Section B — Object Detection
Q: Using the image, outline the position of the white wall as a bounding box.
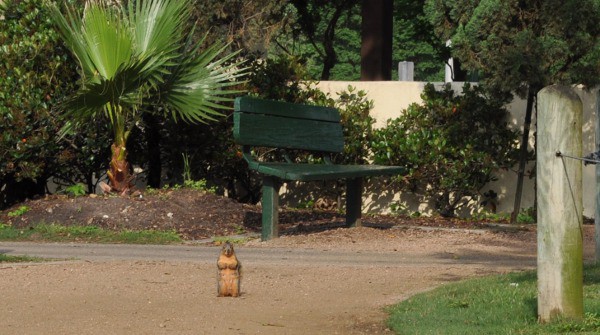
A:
[310,81,599,218]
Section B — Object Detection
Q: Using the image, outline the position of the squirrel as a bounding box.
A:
[217,241,241,297]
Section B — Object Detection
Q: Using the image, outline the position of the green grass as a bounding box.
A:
[7,205,30,217]
[387,265,600,334]
[0,254,47,263]
[0,223,181,244]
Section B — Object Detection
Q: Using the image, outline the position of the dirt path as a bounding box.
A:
[0,226,596,335]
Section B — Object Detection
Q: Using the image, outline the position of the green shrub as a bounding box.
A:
[329,86,375,165]
[0,0,73,206]
[247,55,312,103]
[0,0,110,205]
[64,183,87,197]
[372,83,520,217]
[7,205,30,217]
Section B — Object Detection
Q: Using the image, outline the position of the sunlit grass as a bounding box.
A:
[387,264,600,334]
[0,254,46,263]
[0,223,181,244]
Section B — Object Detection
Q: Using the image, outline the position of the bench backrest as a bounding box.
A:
[233,96,344,153]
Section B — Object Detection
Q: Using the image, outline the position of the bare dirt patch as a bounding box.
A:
[2,188,507,240]
[0,190,596,334]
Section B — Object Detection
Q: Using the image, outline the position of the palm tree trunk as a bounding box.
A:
[106,106,133,193]
[108,142,132,193]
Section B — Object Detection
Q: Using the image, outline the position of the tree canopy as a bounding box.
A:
[425,0,600,96]
[276,0,446,81]
[191,0,288,57]
[425,0,600,222]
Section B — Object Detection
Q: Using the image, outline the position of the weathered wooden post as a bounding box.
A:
[595,89,600,262]
[537,85,584,322]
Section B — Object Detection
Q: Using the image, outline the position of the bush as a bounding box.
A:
[372,83,520,217]
[0,0,111,206]
[331,86,375,165]
[0,0,76,206]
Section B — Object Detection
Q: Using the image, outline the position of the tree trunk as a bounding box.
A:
[143,114,162,188]
[511,87,536,223]
[107,143,132,193]
[360,0,393,80]
[85,172,95,194]
[537,85,583,322]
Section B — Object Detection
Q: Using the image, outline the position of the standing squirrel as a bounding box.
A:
[217,241,241,297]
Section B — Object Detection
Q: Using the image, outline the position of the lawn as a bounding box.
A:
[0,223,181,244]
[387,264,600,334]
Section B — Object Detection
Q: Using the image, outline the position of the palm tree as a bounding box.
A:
[49,0,245,193]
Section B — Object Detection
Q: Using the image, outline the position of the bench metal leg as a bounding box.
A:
[346,178,363,227]
[261,176,281,240]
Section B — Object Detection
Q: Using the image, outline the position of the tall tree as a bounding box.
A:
[425,0,600,221]
[393,0,448,81]
[192,0,289,57]
[50,0,245,193]
[288,0,361,80]
[277,0,446,81]
[360,0,393,80]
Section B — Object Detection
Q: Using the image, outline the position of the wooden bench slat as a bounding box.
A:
[235,96,340,122]
[233,112,344,152]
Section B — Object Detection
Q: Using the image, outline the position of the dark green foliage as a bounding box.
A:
[191,0,288,57]
[425,0,600,221]
[330,87,375,165]
[0,0,111,205]
[278,1,446,81]
[372,83,519,217]
[286,0,361,80]
[51,121,112,194]
[148,111,261,202]
[393,0,448,81]
[247,55,314,103]
[425,0,600,96]
[0,0,70,182]
[0,0,69,206]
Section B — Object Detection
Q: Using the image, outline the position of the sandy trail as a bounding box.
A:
[1,226,594,334]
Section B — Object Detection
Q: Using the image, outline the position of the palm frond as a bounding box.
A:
[48,2,96,79]
[50,1,133,81]
[128,0,189,55]
[59,56,155,120]
[50,0,246,130]
[159,40,248,123]
[80,2,132,80]
[127,0,191,88]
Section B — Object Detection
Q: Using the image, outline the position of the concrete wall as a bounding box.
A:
[301,81,599,218]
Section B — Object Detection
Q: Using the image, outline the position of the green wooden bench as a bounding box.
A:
[233,96,406,240]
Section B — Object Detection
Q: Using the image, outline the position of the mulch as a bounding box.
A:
[0,188,517,240]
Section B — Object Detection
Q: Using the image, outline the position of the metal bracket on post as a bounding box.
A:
[556,150,600,165]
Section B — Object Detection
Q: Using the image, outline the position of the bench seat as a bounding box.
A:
[248,162,406,182]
